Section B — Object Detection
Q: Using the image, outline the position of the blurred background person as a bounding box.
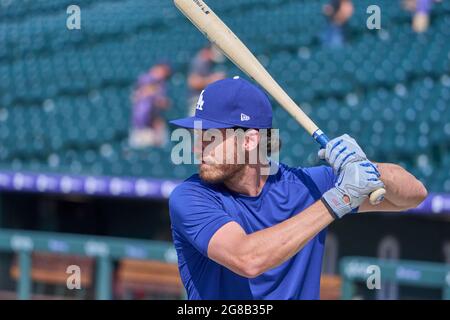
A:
[129,62,172,148]
[403,0,440,33]
[321,0,354,48]
[187,44,226,116]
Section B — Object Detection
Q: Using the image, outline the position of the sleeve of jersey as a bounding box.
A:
[304,165,337,195]
[169,184,235,256]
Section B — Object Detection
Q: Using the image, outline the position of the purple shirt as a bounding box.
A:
[132,74,166,129]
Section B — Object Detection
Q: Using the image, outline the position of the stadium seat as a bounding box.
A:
[115,259,184,299]
[10,252,94,300]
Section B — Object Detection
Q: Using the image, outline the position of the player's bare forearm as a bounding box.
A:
[208,200,334,278]
[378,163,428,208]
[359,163,428,212]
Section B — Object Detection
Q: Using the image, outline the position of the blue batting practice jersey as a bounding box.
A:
[169,163,337,300]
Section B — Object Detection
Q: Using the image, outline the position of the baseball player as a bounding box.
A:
[168,77,427,299]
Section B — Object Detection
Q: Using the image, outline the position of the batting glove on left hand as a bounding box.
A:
[322,160,385,219]
[318,134,368,175]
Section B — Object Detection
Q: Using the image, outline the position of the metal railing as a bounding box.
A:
[340,256,450,300]
[0,228,177,300]
[4,230,449,300]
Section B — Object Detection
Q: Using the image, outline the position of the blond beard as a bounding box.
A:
[199,163,245,184]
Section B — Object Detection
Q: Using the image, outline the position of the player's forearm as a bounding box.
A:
[236,200,334,278]
[377,163,428,209]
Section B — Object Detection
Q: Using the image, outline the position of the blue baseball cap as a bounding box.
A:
[170,77,272,129]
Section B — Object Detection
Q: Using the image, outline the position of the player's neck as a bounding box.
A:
[223,164,270,197]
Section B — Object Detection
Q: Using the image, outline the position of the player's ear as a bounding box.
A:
[243,129,260,152]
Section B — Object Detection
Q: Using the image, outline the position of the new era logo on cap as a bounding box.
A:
[240,113,250,121]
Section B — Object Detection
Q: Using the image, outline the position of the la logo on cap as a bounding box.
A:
[196,90,205,111]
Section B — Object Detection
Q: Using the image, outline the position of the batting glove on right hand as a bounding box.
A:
[318,134,368,175]
[321,160,385,219]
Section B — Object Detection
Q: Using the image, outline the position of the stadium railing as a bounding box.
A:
[0,228,179,299]
[340,256,450,300]
[2,228,450,300]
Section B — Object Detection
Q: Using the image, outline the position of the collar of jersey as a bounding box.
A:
[224,162,279,200]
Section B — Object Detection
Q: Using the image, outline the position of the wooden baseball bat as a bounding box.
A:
[174,0,385,205]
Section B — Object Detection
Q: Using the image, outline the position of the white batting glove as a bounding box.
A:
[318,134,368,175]
[322,160,384,219]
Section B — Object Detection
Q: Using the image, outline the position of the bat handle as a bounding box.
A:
[312,129,386,205]
[312,129,330,149]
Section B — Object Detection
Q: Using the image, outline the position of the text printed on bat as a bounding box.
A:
[192,0,210,14]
